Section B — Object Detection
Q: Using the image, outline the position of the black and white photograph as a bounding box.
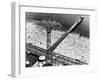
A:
[25,12,90,67]
[10,2,97,78]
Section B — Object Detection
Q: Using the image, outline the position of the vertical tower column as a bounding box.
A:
[46,25,53,65]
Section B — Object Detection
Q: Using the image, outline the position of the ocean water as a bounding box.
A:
[26,22,90,64]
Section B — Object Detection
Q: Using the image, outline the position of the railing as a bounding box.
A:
[26,43,87,65]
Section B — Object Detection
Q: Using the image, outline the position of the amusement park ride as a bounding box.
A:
[26,16,88,67]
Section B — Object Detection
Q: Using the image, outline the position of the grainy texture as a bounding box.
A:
[26,22,89,66]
